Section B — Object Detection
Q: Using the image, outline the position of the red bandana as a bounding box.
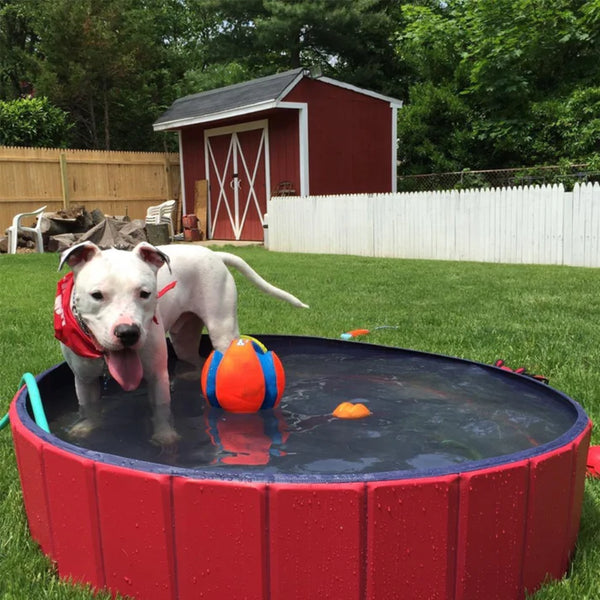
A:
[54,272,103,359]
[53,273,177,358]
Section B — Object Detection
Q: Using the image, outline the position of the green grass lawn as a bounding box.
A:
[1,246,600,599]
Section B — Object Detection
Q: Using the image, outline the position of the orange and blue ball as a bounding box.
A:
[201,337,285,413]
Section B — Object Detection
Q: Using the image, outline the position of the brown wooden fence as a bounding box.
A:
[0,146,180,234]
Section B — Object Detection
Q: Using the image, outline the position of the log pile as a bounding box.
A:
[1,205,151,253]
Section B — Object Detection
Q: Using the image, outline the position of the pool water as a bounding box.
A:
[45,337,576,478]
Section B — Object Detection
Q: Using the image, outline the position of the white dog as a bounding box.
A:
[54,241,308,444]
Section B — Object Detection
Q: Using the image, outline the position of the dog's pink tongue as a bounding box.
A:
[106,349,143,391]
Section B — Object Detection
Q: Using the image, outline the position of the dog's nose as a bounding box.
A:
[114,324,141,347]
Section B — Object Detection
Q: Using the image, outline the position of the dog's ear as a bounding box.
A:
[58,242,102,272]
[134,242,172,273]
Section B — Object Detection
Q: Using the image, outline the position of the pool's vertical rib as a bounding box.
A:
[522,444,577,592]
[366,475,460,599]
[9,400,54,556]
[455,461,530,599]
[172,478,268,600]
[567,423,592,553]
[268,482,364,599]
[42,443,105,589]
[95,464,177,599]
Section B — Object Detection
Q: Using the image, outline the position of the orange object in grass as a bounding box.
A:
[333,401,372,419]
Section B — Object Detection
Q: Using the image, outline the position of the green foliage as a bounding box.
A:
[0,96,72,147]
[558,87,600,160]
[396,3,465,87]
[255,0,402,94]
[0,0,403,150]
[187,0,404,97]
[1,0,599,168]
[0,0,38,99]
[397,82,473,174]
[28,0,191,150]
[395,0,600,173]
[175,62,251,98]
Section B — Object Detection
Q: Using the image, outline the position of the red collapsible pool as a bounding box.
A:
[10,336,591,600]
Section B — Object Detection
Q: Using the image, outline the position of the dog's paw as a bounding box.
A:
[151,426,181,447]
[69,418,98,438]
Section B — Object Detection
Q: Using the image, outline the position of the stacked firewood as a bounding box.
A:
[1,205,150,252]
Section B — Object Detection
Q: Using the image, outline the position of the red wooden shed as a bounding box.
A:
[154,68,403,241]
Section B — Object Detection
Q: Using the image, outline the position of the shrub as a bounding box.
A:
[0,96,73,147]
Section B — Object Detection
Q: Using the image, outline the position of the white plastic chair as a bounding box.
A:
[145,199,176,240]
[7,205,47,254]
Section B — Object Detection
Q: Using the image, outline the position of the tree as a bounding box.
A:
[255,0,402,93]
[5,0,597,168]
[395,0,600,172]
[179,0,405,99]
[396,82,473,175]
[0,0,38,99]
[0,96,72,147]
[28,0,194,150]
[2,0,404,151]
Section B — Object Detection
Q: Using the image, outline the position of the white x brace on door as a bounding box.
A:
[204,120,270,240]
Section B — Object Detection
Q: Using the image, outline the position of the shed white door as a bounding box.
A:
[204,120,270,240]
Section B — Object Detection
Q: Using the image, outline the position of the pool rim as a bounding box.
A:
[14,334,591,484]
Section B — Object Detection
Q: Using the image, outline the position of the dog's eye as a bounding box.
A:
[90,291,103,301]
[140,290,151,299]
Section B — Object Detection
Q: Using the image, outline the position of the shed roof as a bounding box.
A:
[153,68,402,131]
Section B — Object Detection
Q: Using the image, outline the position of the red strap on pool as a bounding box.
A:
[494,359,548,384]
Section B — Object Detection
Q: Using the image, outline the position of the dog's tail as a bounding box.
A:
[216,252,309,309]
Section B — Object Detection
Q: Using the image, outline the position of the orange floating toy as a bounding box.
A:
[201,336,285,413]
[333,401,372,419]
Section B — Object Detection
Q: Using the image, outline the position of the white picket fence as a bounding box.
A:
[267,183,600,266]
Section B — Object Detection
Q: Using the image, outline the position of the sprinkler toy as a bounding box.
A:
[333,401,372,419]
[340,326,399,340]
[201,336,285,413]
